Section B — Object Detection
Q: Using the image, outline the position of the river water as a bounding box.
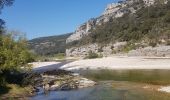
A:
[31,64,170,100]
[31,81,129,100]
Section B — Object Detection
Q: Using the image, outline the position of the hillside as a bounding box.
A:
[66,0,170,57]
[29,33,72,56]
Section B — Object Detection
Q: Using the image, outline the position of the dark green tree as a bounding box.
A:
[0,0,14,34]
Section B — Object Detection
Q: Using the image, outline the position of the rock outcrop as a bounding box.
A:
[66,0,169,57]
[66,0,158,44]
[66,19,96,43]
[27,70,96,94]
[128,46,170,57]
[66,42,127,57]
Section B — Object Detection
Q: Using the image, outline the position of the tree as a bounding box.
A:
[0,33,34,71]
[0,0,14,34]
[0,32,35,87]
[0,0,14,9]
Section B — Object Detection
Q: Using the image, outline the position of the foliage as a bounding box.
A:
[0,0,14,34]
[0,34,34,71]
[121,43,137,53]
[29,33,72,56]
[85,51,102,59]
[55,53,65,59]
[149,41,157,47]
[167,40,170,45]
[0,33,34,87]
[0,0,14,10]
[68,2,170,48]
[0,84,32,99]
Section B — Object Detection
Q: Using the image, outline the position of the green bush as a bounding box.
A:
[55,53,65,59]
[167,40,170,45]
[149,42,157,47]
[121,43,137,53]
[85,51,101,59]
[0,33,35,86]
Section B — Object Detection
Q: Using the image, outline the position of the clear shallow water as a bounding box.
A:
[31,70,170,100]
[30,81,170,100]
[31,82,127,100]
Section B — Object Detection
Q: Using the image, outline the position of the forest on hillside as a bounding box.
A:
[29,33,72,56]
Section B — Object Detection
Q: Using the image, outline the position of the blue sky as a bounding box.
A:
[1,0,119,39]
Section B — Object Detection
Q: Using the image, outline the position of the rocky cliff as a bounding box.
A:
[66,0,158,43]
[66,0,170,57]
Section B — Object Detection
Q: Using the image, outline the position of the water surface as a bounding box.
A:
[31,70,170,100]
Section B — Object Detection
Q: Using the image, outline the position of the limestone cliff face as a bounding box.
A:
[65,0,170,57]
[128,46,170,57]
[66,42,127,57]
[66,18,96,43]
[66,0,148,43]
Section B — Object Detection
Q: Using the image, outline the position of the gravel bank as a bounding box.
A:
[60,56,170,70]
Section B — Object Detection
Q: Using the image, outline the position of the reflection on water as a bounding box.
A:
[81,69,170,85]
[31,82,129,100]
[31,86,95,100]
[31,70,170,100]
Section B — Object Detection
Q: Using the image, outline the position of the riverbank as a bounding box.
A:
[29,62,61,69]
[2,56,170,99]
[0,84,33,100]
[60,56,170,70]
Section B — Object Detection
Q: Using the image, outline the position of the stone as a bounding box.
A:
[66,0,162,56]
[66,42,127,57]
[128,46,170,57]
[78,78,96,88]
[31,70,96,94]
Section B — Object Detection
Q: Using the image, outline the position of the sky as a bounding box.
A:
[1,0,119,40]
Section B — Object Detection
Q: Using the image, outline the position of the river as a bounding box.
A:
[30,68,170,100]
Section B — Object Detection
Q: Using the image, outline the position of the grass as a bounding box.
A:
[85,51,103,59]
[81,69,170,85]
[54,53,65,60]
[0,84,33,99]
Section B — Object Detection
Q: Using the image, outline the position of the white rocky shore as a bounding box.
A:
[158,86,170,93]
[29,62,60,69]
[29,57,170,93]
[29,62,96,94]
[30,56,170,71]
[60,56,170,71]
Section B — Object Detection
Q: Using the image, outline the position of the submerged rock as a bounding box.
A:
[27,69,96,94]
[78,78,96,88]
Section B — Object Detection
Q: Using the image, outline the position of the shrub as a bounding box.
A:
[149,42,157,47]
[167,40,170,45]
[121,43,137,53]
[0,33,35,86]
[55,53,65,59]
[85,51,100,59]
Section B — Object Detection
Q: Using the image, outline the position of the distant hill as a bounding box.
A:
[28,33,72,56]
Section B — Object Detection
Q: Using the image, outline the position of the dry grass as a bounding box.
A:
[0,84,33,100]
